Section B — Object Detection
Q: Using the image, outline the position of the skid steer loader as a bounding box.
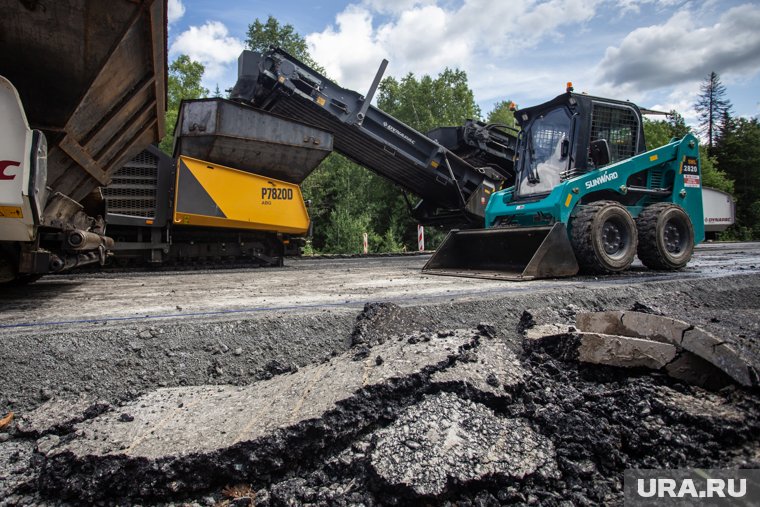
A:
[424,88,705,280]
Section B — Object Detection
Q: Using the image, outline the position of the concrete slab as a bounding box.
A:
[682,328,758,387]
[576,333,677,370]
[575,311,758,387]
[575,311,691,345]
[664,351,733,390]
[58,333,473,460]
[369,392,557,497]
[524,323,575,341]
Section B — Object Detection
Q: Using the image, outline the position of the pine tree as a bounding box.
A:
[693,72,731,152]
[213,84,222,98]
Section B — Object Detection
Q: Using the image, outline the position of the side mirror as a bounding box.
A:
[590,139,611,167]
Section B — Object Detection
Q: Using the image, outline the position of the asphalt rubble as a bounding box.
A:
[0,274,759,506]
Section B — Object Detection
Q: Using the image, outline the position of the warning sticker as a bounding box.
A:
[0,206,23,218]
[684,174,701,188]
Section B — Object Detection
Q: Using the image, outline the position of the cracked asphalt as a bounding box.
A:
[0,242,758,506]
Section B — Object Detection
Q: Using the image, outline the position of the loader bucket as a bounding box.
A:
[422,223,579,281]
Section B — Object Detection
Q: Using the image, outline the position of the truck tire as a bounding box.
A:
[636,203,694,270]
[570,201,637,274]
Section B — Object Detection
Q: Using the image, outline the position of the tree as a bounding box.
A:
[486,100,518,129]
[160,55,208,154]
[699,146,733,195]
[643,114,734,195]
[245,16,324,72]
[378,68,481,133]
[694,72,732,152]
[642,117,673,149]
[323,206,372,254]
[213,84,222,98]
[714,117,760,238]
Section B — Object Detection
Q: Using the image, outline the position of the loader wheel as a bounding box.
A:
[570,201,637,274]
[636,203,694,270]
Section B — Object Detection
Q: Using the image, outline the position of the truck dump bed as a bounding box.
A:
[174,99,333,184]
[0,0,167,201]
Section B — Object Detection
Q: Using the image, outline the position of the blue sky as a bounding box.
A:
[167,0,760,127]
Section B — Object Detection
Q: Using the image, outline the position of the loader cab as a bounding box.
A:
[512,92,646,200]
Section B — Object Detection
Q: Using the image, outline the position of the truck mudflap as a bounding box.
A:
[422,223,579,281]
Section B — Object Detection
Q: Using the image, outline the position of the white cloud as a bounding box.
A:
[360,0,437,15]
[649,83,701,123]
[614,0,683,15]
[169,21,245,84]
[597,4,760,92]
[167,0,185,25]
[306,0,603,95]
[307,6,389,90]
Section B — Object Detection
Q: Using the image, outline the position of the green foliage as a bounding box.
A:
[486,100,518,130]
[643,110,689,149]
[713,117,760,238]
[669,110,690,139]
[378,68,481,133]
[160,55,208,154]
[643,117,673,149]
[323,206,379,254]
[301,153,412,253]
[302,240,316,256]
[245,16,325,73]
[699,146,734,195]
[643,114,734,195]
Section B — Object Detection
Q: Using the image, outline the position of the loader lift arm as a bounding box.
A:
[230,48,513,227]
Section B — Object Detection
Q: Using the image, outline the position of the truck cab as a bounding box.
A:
[0,77,48,281]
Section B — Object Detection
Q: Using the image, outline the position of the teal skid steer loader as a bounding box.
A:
[424,88,705,280]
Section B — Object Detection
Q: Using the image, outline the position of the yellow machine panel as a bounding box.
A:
[173,156,309,235]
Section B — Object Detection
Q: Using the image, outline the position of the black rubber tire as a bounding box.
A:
[636,202,694,270]
[570,201,638,274]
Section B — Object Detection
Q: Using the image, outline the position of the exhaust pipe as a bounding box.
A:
[66,230,114,251]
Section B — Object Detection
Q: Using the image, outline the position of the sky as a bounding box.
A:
[167,0,760,126]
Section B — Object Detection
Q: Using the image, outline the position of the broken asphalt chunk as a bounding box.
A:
[38,330,494,501]
[369,392,557,497]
